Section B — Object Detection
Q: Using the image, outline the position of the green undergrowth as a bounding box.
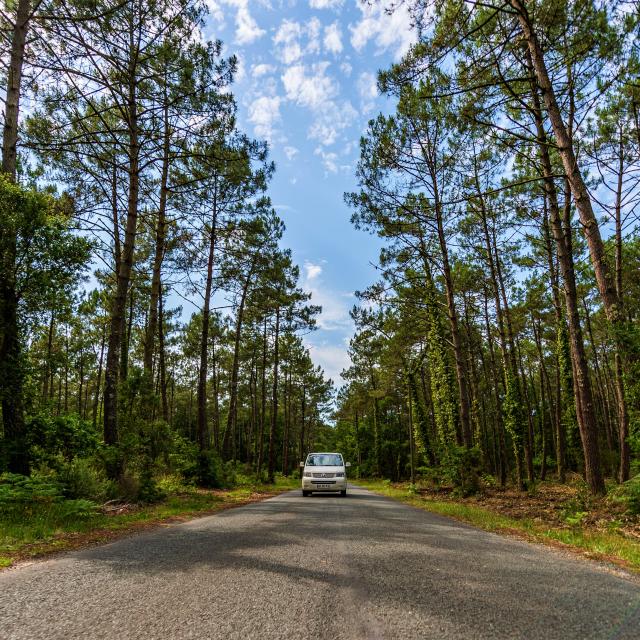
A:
[357,480,640,573]
[0,475,298,569]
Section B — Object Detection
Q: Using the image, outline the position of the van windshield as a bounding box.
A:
[306,454,343,467]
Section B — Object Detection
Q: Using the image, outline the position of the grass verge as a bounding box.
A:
[0,477,299,570]
[357,479,640,574]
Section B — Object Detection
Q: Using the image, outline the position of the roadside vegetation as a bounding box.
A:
[0,471,298,569]
[359,478,640,573]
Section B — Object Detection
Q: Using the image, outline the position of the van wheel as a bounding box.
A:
[302,490,310,497]
[340,490,347,497]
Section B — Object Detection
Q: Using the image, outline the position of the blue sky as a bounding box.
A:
[202,0,417,384]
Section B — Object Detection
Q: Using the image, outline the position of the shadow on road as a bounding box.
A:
[69,486,640,640]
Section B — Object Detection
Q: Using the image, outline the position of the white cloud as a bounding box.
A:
[302,260,352,331]
[273,20,304,64]
[314,148,338,173]
[234,54,246,83]
[323,22,343,55]
[206,0,225,22]
[340,62,352,76]
[308,100,357,145]
[305,260,323,280]
[248,95,281,141]
[309,0,344,8]
[301,260,354,384]
[273,17,322,64]
[306,342,351,385]
[350,2,416,59]
[284,145,299,160]
[224,0,265,45]
[282,62,337,109]
[252,63,276,78]
[357,71,378,113]
[281,63,356,146]
[306,17,322,54]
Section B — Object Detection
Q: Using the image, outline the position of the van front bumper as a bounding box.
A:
[302,478,347,492]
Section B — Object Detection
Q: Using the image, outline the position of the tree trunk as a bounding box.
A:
[540,202,566,481]
[299,385,306,465]
[474,166,521,488]
[257,316,268,475]
[197,180,218,451]
[434,199,473,448]
[613,131,630,482]
[482,286,507,486]
[158,285,169,422]
[42,310,55,402]
[103,63,140,471]
[513,0,620,325]
[92,323,106,429]
[223,261,255,458]
[210,331,220,451]
[282,367,290,476]
[267,306,280,483]
[78,344,84,417]
[2,0,30,179]
[143,87,170,378]
[527,66,604,493]
[0,0,31,474]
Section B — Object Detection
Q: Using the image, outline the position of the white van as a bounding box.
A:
[300,452,350,497]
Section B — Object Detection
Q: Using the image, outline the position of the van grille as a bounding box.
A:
[312,473,335,478]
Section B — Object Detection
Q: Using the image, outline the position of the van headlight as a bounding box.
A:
[303,472,312,477]
[335,472,345,477]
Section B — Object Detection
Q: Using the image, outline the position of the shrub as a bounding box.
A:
[0,472,98,520]
[27,413,99,466]
[183,450,224,488]
[156,474,190,495]
[167,433,199,475]
[0,472,62,507]
[136,468,166,504]
[445,446,482,497]
[610,474,640,516]
[54,457,114,502]
[115,473,140,502]
[57,499,98,519]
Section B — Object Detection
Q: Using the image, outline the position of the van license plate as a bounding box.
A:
[316,484,331,490]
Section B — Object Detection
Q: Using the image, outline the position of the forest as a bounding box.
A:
[334,0,640,501]
[2,0,640,533]
[0,0,335,512]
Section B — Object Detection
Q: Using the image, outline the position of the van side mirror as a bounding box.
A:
[299,461,304,468]
[345,462,351,467]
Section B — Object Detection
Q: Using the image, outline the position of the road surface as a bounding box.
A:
[1,485,639,639]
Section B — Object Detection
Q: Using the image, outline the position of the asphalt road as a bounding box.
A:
[1,485,639,640]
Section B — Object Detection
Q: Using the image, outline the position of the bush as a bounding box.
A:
[445,446,482,497]
[0,472,98,520]
[156,474,190,494]
[27,413,99,466]
[57,499,98,518]
[136,468,166,504]
[115,473,140,502]
[183,450,224,488]
[610,474,640,515]
[54,457,114,502]
[167,432,199,475]
[0,472,62,506]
